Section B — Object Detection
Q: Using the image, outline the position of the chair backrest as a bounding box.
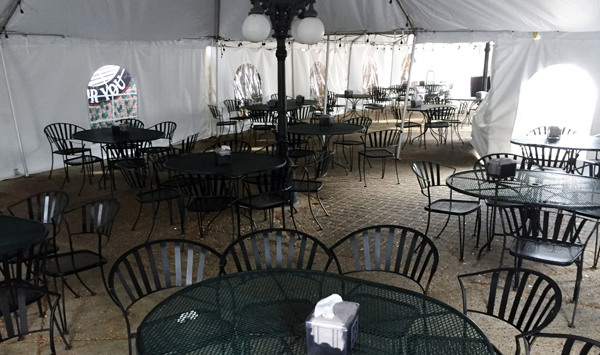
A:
[255,142,279,156]
[208,104,224,120]
[107,239,222,312]
[292,105,313,122]
[0,236,51,284]
[43,123,86,151]
[327,91,339,108]
[426,106,455,121]
[147,149,176,186]
[473,153,532,170]
[244,166,292,196]
[103,141,150,161]
[425,84,443,94]
[220,228,339,274]
[535,334,600,355]
[520,208,591,245]
[175,132,199,155]
[115,118,144,128]
[148,121,177,142]
[249,109,275,124]
[116,162,151,191]
[204,139,252,153]
[223,99,243,115]
[362,129,401,149]
[66,198,120,237]
[330,225,439,294]
[344,116,372,133]
[370,86,389,103]
[270,94,293,101]
[521,145,573,171]
[423,96,441,105]
[303,151,335,181]
[458,268,562,352]
[411,161,456,196]
[7,190,70,236]
[174,173,235,200]
[526,126,577,136]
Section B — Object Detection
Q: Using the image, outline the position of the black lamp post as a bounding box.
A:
[242,0,324,158]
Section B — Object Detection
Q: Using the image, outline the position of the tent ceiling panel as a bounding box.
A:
[5,0,217,40]
[402,0,600,33]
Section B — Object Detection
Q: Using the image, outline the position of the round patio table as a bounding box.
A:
[164,152,286,178]
[246,99,319,112]
[0,215,48,257]
[335,94,370,119]
[136,269,494,355]
[72,127,164,144]
[510,135,600,152]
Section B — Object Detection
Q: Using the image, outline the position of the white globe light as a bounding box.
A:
[242,14,271,42]
[296,17,324,45]
[291,19,302,39]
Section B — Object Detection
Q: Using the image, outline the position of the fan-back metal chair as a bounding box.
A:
[43,123,92,180]
[209,104,237,140]
[204,139,252,153]
[332,116,372,172]
[358,129,401,187]
[534,333,600,354]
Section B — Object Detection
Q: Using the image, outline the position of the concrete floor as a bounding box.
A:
[1,112,599,354]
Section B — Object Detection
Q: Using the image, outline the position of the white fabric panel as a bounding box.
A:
[7,0,216,41]
[0,44,24,179]
[402,0,600,32]
[472,31,600,156]
[0,36,211,180]
[292,42,327,99]
[416,31,501,44]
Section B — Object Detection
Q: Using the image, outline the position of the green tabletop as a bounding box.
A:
[0,215,48,256]
[137,269,493,355]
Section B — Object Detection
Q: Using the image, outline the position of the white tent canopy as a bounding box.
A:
[0,0,598,180]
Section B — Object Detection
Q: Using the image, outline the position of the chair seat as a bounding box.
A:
[54,147,90,156]
[396,122,421,128]
[45,251,107,277]
[252,124,275,131]
[426,199,480,215]
[187,196,236,213]
[289,148,315,159]
[426,121,450,129]
[364,104,384,110]
[509,239,584,265]
[359,148,395,159]
[64,155,102,166]
[136,188,179,204]
[217,121,237,127]
[140,146,172,155]
[238,193,289,210]
[292,180,323,193]
[484,199,523,208]
[333,139,362,146]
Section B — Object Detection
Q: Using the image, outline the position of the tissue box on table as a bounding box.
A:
[214,146,232,165]
[319,114,334,126]
[410,95,422,108]
[485,158,517,180]
[344,90,353,97]
[547,126,562,142]
[306,294,359,355]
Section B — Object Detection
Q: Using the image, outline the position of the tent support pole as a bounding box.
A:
[482,41,490,91]
[214,1,221,105]
[390,30,395,86]
[395,32,417,159]
[0,42,28,176]
[323,35,330,113]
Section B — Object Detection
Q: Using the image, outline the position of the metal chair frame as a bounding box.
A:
[358,129,401,187]
[332,116,372,172]
[43,123,91,180]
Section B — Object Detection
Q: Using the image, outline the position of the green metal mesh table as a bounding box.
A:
[136,269,493,354]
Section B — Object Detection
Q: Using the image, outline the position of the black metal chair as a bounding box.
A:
[173,173,237,239]
[44,199,120,333]
[391,105,421,148]
[141,121,177,155]
[237,166,295,234]
[330,225,439,294]
[0,237,70,354]
[292,151,335,229]
[363,86,389,123]
[62,149,105,195]
[287,131,316,165]
[521,144,576,173]
[411,161,481,261]
[423,106,456,148]
[533,333,600,354]
[107,239,222,355]
[102,140,150,192]
[509,207,596,327]
[7,190,70,255]
[115,118,144,128]
[358,129,401,187]
[254,142,280,156]
[204,139,252,153]
[458,268,562,355]
[43,123,92,180]
[219,228,339,274]
[526,126,577,137]
[249,109,276,145]
[332,116,372,171]
[224,99,251,138]
[291,105,314,124]
[209,104,237,139]
[326,91,346,118]
[172,132,199,155]
[116,161,179,242]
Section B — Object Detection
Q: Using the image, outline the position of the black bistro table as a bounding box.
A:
[72,127,164,144]
[136,269,494,355]
[0,214,48,257]
[335,93,370,119]
[164,152,286,178]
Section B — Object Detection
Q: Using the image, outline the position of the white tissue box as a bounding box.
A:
[306,301,359,355]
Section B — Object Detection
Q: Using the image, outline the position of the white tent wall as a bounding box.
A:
[0,45,22,179]
[0,36,212,180]
[472,31,600,156]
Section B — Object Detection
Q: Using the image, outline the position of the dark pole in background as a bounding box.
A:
[482,42,490,91]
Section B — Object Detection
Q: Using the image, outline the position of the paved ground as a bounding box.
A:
[1,112,599,354]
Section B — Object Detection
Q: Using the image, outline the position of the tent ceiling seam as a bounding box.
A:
[0,0,20,36]
[394,0,415,30]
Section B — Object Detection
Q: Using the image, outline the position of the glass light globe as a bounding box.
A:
[242,14,271,42]
[296,17,324,45]
[291,19,302,39]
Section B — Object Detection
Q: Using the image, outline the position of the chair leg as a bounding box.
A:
[132,202,143,230]
[394,158,399,184]
[316,191,329,216]
[306,190,322,230]
[458,215,466,261]
[569,259,583,328]
[48,153,55,179]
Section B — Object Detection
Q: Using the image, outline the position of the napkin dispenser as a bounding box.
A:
[306,294,359,355]
[111,123,129,136]
[319,114,334,126]
[410,95,422,108]
[268,99,278,108]
[476,91,488,100]
[214,146,232,165]
[296,95,305,104]
[486,158,517,180]
[547,126,562,142]
[344,90,353,97]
